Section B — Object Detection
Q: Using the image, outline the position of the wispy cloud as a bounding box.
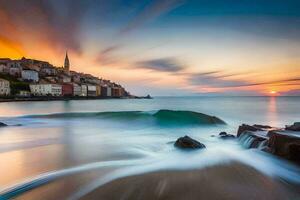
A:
[136,57,186,72]
[95,44,123,65]
[189,71,300,89]
[120,0,185,34]
[0,0,89,54]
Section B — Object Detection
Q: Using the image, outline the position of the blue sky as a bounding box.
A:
[1,0,300,95]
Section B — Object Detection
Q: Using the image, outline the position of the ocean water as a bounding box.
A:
[0,96,300,199]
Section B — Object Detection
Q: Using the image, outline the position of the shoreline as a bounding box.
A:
[0,96,152,103]
[79,161,299,200]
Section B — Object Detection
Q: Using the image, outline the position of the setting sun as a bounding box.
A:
[269,90,279,96]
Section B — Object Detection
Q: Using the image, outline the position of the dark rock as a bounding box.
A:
[253,124,272,129]
[249,136,267,148]
[219,132,227,136]
[174,135,206,149]
[220,134,235,140]
[0,122,7,127]
[267,130,300,162]
[237,124,262,137]
[219,132,235,139]
[285,122,300,131]
[288,143,300,162]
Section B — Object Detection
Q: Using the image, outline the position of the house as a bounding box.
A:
[107,86,112,97]
[9,66,22,77]
[62,83,73,96]
[0,78,10,96]
[21,70,39,82]
[71,74,81,83]
[30,84,62,96]
[40,67,57,76]
[101,86,107,97]
[17,90,31,97]
[112,87,124,97]
[81,85,88,96]
[0,64,9,74]
[72,83,82,96]
[59,74,71,83]
[96,85,101,96]
[87,85,97,96]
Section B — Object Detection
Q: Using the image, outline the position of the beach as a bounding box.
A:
[0,96,300,199]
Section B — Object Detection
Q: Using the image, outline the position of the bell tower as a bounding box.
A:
[64,51,70,73]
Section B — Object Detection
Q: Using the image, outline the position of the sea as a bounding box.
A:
[0,96,299,199]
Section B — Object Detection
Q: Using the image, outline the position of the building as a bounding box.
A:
[30,84,62,96]
[71,74,81,83]
[0,78,10,96]
[17,90,31,97]
[87,85,97,96]
[40,66,57,76]
[62,83,73,96]
[59,74,71,83]
[81,85,88,96]
[112,87,124,97]
[21,70,39,82]
[107,86,112,97]
[0,64,9,74]
[64,51,70,74]
[72,83,82,96]
[96,85,101,96]
[9,66,22,77]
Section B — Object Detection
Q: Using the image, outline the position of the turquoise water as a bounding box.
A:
[0,96,299,199]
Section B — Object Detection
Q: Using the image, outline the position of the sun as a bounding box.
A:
[269,90,278,96]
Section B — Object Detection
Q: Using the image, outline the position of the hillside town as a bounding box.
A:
[0,52,133,100]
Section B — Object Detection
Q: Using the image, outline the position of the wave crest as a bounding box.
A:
[23,109,226,126]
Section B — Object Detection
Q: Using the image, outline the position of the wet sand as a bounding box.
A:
[81,162,300,200]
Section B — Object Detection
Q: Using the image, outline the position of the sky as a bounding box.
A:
[0,0,300,96]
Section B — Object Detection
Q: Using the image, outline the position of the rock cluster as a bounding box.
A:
[237,123,300,163]
[285,122,300,131]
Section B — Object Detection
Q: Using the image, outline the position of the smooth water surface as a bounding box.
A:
[0,96,299,199]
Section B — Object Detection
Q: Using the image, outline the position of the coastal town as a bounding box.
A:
[0,52,135,101]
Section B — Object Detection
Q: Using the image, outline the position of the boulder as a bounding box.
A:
[237,124,262,137]
[220,134,235,140]
[219,132,227,136]
[174,135,206,149]
[267,130,300,162]
[0,122,7,127]
[285,122,300,131]
[253,124,272,129]
[219,132,235,139]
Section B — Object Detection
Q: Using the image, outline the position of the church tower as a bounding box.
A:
[64,51,70,73]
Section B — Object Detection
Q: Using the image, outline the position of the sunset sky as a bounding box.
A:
[0,0,300,96]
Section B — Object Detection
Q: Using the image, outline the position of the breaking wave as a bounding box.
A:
[22,109,226,126]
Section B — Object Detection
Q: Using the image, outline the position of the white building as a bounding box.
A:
[81,85,88,96]
[0,78,10,96]
[87,85,97,96]
[72,83,82,96]
[30,84,62,96]
[21,70,39,82]
[107,86,112,97]
[17,90,31,97]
